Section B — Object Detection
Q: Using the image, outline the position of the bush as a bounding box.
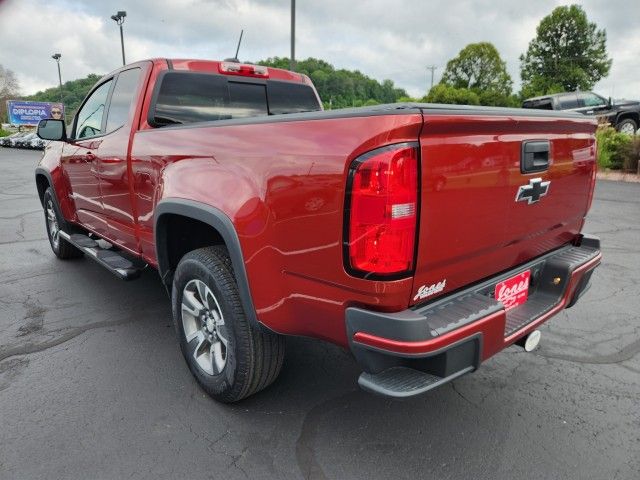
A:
[0,128,11,137]
[624,136,640,173]
[425,84,480,106]
[596,126,636,170]
[477,90,520,107]
[424,84,520,107]
[396,96,420,103]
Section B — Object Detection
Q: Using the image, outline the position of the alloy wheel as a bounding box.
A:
[46,199,60,249]
[619,122,637,135]
[181,279,228,375]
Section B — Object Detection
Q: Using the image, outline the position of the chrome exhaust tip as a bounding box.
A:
[516,330,541,352]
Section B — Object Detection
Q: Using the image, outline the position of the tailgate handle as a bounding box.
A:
[521,140,550,173]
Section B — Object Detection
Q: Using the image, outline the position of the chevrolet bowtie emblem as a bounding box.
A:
[516,178,550,204]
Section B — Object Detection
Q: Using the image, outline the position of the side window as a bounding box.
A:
[106,68,142,132]
[557,94,579,110]
[579,93,606,108]
[267,80,321,114]
[523,98,553,110]
[536,99,553,110]
[75,80,112,139]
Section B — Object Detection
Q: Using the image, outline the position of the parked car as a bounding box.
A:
[15,132,38,148]
[29,136,48,150]
[11,132,35,147]
[1,131,28,147]
[35,58,601,402]
[523,91,640,134]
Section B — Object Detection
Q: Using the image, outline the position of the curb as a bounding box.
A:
[596,171,640,183]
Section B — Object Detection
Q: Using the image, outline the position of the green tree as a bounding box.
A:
[520,4,611,97]
[25,73,102,121]
[441,42,512,97]
[424,84,480,105]
[0,64,21,122]
[396,96,420,103]
[477,90,520,108]
[257,57,408,109]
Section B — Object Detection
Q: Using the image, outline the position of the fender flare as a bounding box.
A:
[154,198,261,329]
[34,167,54,206]
[616,111,640,126]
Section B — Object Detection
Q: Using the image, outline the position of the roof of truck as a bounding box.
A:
[523,91,592,102]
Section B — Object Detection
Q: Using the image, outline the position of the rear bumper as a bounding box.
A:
[347,234,601,398]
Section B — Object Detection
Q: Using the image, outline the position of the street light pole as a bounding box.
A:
[110,11,127,66]
[427,65,437,91]
[290,0,295,71]
[51,53,63,103]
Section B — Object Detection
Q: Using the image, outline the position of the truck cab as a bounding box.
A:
[523,91,640,134]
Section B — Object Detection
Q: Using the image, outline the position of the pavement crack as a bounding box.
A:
[15,217,25,239]
[536,337,640,365]
[0,315,144,363]
[0,209,41,220]
[295,391,360,480]
[228,447,250,478]
[0,237,47,246]
[0,192,33,199]
[451,381,477,407]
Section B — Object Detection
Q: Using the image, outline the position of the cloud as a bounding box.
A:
[0,0,638,99]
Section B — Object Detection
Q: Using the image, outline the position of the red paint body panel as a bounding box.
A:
[37,58,599,356]
[131,114,423,345]
[411,114,596,307]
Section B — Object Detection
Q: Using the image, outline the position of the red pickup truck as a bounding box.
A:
[35,59,601,402]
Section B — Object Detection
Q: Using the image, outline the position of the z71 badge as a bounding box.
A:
[413,280,447,301]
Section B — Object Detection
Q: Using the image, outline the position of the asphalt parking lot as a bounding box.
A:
[1,147,639,480]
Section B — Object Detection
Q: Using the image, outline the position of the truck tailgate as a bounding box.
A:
[410,112,597,306]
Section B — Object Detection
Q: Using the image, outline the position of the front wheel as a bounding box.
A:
[43,187,82,259]
[617,118,638,135]
[171,246,285,403]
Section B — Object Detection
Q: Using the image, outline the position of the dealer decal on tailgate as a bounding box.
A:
[495,270,531,311]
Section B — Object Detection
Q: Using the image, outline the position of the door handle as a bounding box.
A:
[521,140,550,174]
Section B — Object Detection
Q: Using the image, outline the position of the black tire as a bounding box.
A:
[616,118,638,135]
[43,187,83,259]
[171,246,285,403]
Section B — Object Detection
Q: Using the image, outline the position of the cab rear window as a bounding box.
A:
[150,71,321,127]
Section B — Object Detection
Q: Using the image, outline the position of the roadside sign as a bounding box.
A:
[6,100,64,126]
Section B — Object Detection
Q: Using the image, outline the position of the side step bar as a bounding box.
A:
[358,366,474,398]
[59,231,143,280]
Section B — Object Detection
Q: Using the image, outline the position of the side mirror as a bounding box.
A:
[37,119,67,141]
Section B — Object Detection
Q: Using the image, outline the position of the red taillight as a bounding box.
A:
[219,62,269,78]
[345,143,419,277]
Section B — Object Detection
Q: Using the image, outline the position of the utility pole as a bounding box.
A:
[110,11,127,66]
[51,53,63,103]
[290,0,296,71]
[427,65,437,91]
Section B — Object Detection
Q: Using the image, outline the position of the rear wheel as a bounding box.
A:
[617,118,638,135]
[43,187,82,259]
[171,246,285,403]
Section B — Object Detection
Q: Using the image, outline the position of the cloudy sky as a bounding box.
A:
[1,0,639,99]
